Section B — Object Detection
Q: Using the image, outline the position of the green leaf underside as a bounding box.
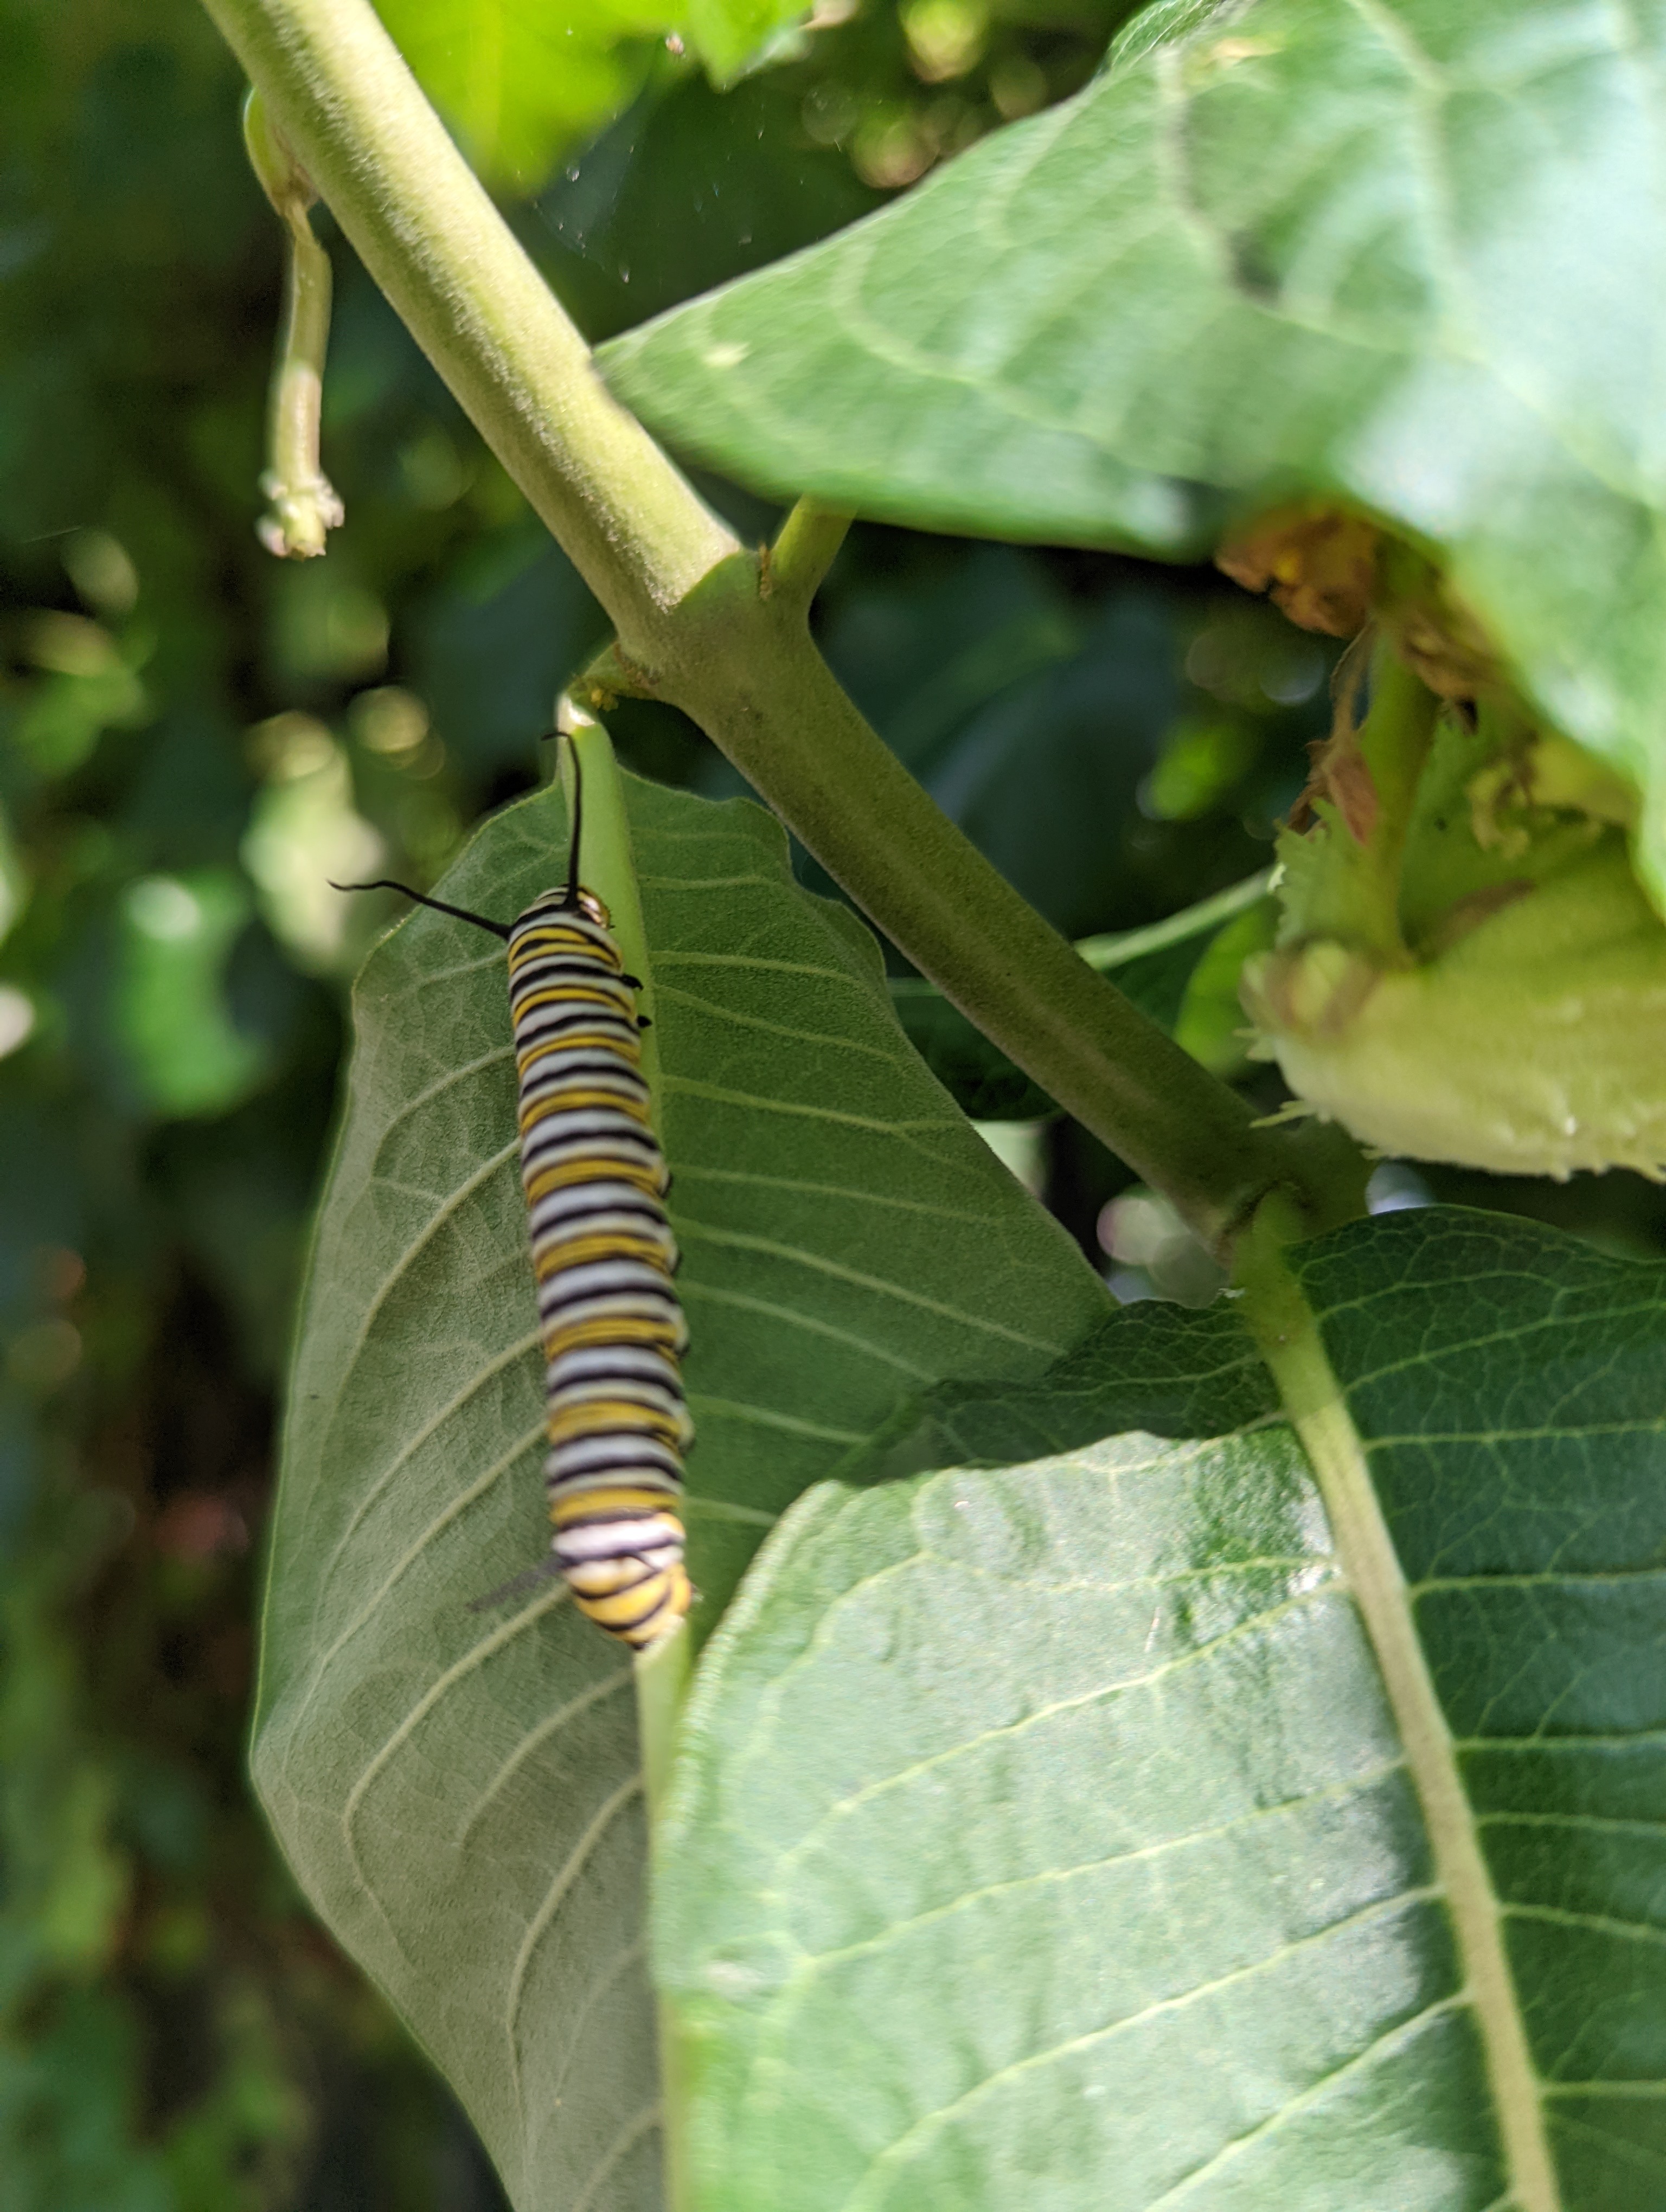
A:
[659,1208,1666,2212]
[251,774,1105,2212]
[600,0,1666,909]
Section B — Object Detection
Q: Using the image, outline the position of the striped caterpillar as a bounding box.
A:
[337,756,692,1648]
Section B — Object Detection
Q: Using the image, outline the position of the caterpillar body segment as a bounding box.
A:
[507,888,693,1647]
[333,775,692,1649]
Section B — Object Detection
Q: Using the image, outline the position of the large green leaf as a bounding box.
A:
[599,0,1666,908]
[658,1207,1666,2210]
[251,771,1105,2212]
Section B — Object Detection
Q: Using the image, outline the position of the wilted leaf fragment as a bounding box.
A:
[660,1210,1666,2211]
[600,0,1666,909]
[251,774,1103,2212]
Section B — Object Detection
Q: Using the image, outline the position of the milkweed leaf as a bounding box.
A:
[251,770,1106,2211]
[660,1208,1666,2212]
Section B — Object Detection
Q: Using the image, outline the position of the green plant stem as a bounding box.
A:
[766,498,854,609]
[635,1621,693,2212]
[199,0,1368,1255]
[1075,867,1272,971]
[559,708,664,1123]
[657,585,1366,1250]
[262,209,339,554]
[243,89,342,557]
[205,0,736,634]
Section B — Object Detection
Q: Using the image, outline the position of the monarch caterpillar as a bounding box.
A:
[337,752,693,1649]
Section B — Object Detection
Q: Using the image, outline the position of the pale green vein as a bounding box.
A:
[338,1580,569,1937]
[382,942,504,999]
[688,1395,867,1445]
[365,1038,513,1147]
[1544,2111,1666,2180]
[1241,1218,1560,2212]
[1415,1567,1666,1591]
[676,1221,1062,1352]
[566,2101,661,2212]
[665,1075,961,1142]
[1457,1729,1666,1750]
[1375,1422,1666,1446]
[830,1938,1463,2212]
[657,983,908,1064]
[1542,2079,1666,2099]
[678,1279,938,1379]
[921,1545,1336,1598]
[674,1161,1008,1227]
[685,1494,779,1528]
[1322,1293,1657,1392]
[546,1938,649,2111]
[1479,1808,1666,1839]
[456,1664,633,1849]
[317,1323,542,1591]
[1135,1995,1466,2212]
[505,1770,643,2125]
[636,871,778,891]
[310,1132,521,1463]
[652,950,867,985]
[294,1414,545,1739]
[1341,0,1454,92]
[787,1762,1415,1976]
[1505,1902,1666,1951]
[773,1584,1342,1875]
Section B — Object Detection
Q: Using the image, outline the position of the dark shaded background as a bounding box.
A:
[4,2,1663,2203]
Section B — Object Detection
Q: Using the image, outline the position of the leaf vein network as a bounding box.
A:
[770,1584,1345,1873]
[779,1758,1415,1974]
[674,1220,1063,1351]
[504,1770,644,2123]
[825,1949,1462,2212]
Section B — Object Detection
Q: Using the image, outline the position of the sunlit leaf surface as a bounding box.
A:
[661,1210,1666,2212]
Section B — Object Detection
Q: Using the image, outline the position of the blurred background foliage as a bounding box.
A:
[3,0,1664,2203]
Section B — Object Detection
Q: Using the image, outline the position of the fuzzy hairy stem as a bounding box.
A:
[200,0,1367,1253]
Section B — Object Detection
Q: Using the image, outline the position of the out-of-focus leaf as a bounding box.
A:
[253,770,1105,2212]
[376,0,818,196]
[375,0,657,195]
[116,871,270,1121]
[1171,888,1279,1075]
[822,558,1185,938]
[659,1207,1666,2210]
[241,730,387,975]
[408,525,606,776]
[892,870,1272,1118]
[600,0,1666,913]
[531,74,879,344]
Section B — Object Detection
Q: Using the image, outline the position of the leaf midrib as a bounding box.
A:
[1246,1242,1560,2212]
